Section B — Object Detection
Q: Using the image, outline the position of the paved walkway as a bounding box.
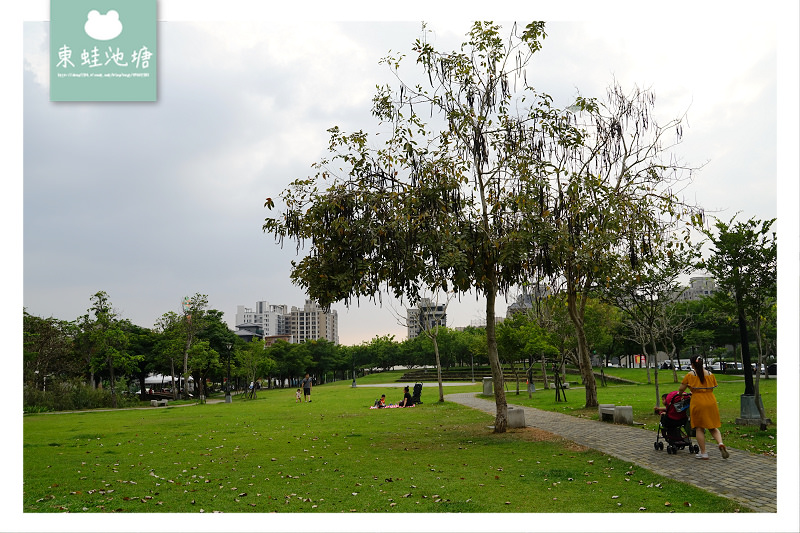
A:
[446,392,777,513]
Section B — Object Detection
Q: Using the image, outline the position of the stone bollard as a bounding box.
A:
[598,403,615,422]
[613,405,633,425]
[508,407,526,428]
[482,377,493,395]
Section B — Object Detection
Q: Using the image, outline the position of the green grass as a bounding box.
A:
[24,379,749,513]
[496,368,777,456]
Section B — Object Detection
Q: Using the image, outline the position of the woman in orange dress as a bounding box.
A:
[679,355,729,460]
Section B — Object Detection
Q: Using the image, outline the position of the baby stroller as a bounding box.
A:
[654,391,700,454]
[411,383,423,405]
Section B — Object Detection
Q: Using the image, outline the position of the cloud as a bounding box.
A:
[21,19,782,346]
[84,9,123,41]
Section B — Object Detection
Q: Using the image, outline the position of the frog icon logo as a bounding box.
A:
[84,9,123,41]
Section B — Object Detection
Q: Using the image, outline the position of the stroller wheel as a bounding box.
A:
[654,442,659,451]
[658,442,664,451]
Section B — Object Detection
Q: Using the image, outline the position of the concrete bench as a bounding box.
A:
[151,399,168,407]
[598,404,633,425]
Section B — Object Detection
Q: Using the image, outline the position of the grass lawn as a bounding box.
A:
[24,377,749,514]
[495,368,777,456]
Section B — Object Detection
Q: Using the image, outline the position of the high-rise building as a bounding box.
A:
[235,301,288,337]
[407,298,447,339]
[287,299,339,344]
[235,299,338,344]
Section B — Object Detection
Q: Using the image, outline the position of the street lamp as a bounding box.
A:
[225,342,233,403]
[351,352,357,388]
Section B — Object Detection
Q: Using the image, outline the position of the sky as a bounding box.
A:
[16,3,795,348]
[6,1,800,531]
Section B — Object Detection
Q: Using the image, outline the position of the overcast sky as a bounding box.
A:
[17,3,795,349]
[7,1,800,531]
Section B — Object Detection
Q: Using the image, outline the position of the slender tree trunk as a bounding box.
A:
[431,335,444,403]
[566,289,598,407]
[508,359,520,395]
[650,335,660,407]
[182,331,192,400]
[753,319,767,429]
[485,288,508,433]
[641,343,652,384]
[734,289,755,395]
[540,357,549,390]
[170,359,178,400]
[108,358,117,408]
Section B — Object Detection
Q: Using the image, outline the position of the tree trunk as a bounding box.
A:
[108,357,117,408]
[734,289,755,395]
[650,335,660,407]
[182,332,192,400]
[566,289,598,408]
[485,288,508,433]
[431,335,444,403]
[540,357,549,390]
[170,359,178,400]
[752,319,768,429]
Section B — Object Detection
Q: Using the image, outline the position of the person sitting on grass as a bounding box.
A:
[374,394,387,408]
[399,386,414,408]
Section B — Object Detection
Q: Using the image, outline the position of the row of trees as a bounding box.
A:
[23,290,489,409]
[23,236,776,412]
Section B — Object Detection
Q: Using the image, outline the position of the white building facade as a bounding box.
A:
[673,276,717,302]
[236,300,338,344]
[407,298,447,340]
[287,300,339,344]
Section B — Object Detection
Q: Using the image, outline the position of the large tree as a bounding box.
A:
[264,22,572,432]
[79,291,139,408]
[153,311,185,399]
[531,82,699,407]
[179,294,209,400]
[700,216,776,427]
[23,310,80,389]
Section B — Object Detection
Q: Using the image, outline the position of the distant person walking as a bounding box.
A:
[301,373,313,402]
[679,355,729,460]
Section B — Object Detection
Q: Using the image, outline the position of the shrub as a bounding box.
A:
[23,379,139,412]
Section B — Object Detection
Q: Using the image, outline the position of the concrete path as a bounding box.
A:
[446,392,777,513]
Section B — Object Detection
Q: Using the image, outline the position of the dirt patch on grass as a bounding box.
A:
[516,426,589,452]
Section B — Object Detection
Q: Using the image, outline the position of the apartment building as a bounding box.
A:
[407,298,447,340]
[672,276,717,302]
[235,299,338,344]
[287,300,339,344]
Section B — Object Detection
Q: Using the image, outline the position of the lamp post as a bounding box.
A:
[225,342,232,403]
[351,352,357,388]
